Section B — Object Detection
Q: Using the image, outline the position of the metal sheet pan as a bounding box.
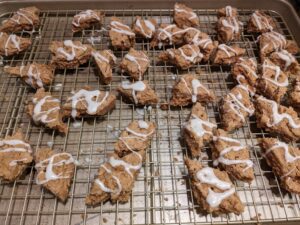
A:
[0,1,299,225]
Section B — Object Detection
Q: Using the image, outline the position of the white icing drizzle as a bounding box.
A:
[252,11,273,31]
[180,77,210,103]
[124,51,149,80]
[213,137,253,171]
[186,114,216,137]
[260,31,286,52]
[35,152,76,185]
[110,20,135,36]
[57,40,87,61]
[225,86,254,122]
[72,10,100,27]
[196,167,235,207]
[213,135,240,143]
[121,80,146,104]
[273,50,295,71]
[236,58,258,78]
[262,60,288,87]
[87,36,101,46]
[11,8,34,25]
[157,25,190,47]
[265,140,300,163]
[92,50,116,64]
[138,120,149,129]
[0,139,32,153]
[221,17,239,34]
[94,164,122,194]
[218,44,237,57]
[32,96,60,124]
[109,151,142,178]
[188,28,213,49]
[281,167,296,180]
[174,4,197,20]
[68,89,109,118]
[3,33,21,56]
[9,158,29,166]
[20,64,44,88]
[225,6,233,17]
[125,127,153,139]
[135,18,155,38]
[236,74,256,97]
[258,96,300,128]
[177,45,203,64]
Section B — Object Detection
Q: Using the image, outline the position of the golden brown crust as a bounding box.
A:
[35,148,76,202]
[4,63,54,89]
[184,157,244,215]
[0,130,33,182]
[259,138,300,194]
[0,32,31,56]
[183,103,216,158]
[212,129,254,182]
[109,17,135,50]
[173,3,199,28]
[62,87,116,119]
[72,10,104,33]
[169,74,215,107]
[114,121,156,157]
[49,40,92,69]
[27,88,67,134]
[0,7,40,33]
[219,85,254,131]
[255,96,300,141]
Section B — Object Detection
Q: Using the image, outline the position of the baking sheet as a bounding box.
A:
[0,4,299,225]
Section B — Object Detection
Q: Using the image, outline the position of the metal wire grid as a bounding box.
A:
[0,7,299,225]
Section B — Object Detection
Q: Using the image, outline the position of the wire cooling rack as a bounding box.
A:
[0,7,299,225]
